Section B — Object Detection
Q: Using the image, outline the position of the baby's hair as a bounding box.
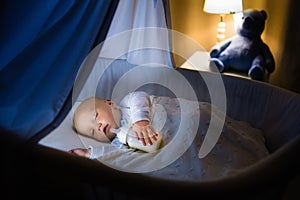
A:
[72,97,97,134]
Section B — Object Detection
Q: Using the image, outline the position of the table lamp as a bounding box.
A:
[203,0,243,43]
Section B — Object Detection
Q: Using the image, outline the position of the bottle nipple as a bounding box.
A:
[110,128,120,134]
[112,127,127,144]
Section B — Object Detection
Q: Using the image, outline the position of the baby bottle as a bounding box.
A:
[112,127,163,153]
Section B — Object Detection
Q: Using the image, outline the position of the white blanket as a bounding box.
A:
[96,96,269,180]
[40,96,269,181]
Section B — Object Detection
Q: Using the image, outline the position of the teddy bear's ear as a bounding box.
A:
[260,10,267,20]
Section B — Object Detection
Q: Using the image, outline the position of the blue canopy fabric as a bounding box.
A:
[0,0,119,139]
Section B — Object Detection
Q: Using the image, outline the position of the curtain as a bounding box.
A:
[0,0,119,139]
[272,1,300,93]
[99,0,173,67]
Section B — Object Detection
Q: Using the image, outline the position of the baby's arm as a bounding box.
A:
[126,91,159,145]
[68,148,91,158]
[69,144,124,159]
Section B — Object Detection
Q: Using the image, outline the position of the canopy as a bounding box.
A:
[0,0,119,139]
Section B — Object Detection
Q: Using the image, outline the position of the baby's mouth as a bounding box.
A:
[103,124,109,135]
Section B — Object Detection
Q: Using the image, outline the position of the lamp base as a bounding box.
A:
[216,14,226,43]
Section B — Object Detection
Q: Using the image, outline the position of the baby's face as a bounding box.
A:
[74,98,121,142]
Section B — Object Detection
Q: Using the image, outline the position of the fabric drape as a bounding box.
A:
[99,0,172,67]
[0,0,119,139]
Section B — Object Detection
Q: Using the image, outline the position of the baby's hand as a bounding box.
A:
[132,120,159,146]
[68,148,91,158]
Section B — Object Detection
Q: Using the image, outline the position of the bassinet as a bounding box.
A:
[2,57,300,200]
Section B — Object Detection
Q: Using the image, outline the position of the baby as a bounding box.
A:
[70,91,270,177]
[69,91,159,158]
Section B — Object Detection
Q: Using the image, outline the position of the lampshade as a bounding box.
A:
[203,0,243,14]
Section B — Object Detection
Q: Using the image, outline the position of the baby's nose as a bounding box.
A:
[95,121,102,132]
[96,120,102,127]
[95,115,101,124]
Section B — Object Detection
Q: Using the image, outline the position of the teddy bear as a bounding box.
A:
[209,9,275,81]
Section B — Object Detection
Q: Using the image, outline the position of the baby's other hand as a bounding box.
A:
[132,120,159,146]
[68,148,91,158]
